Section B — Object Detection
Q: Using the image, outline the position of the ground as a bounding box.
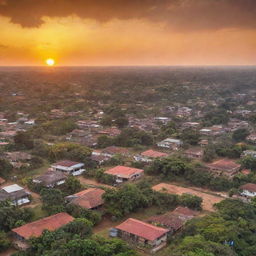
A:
[152,183,226,212]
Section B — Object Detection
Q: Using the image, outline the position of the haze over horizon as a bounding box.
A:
[1,0,256,66]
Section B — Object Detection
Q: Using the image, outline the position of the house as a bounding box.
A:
[66,188,105,209]
[240,183,256,197]
[154,117,171,125]
[0,184,30,206]
[242,150,256,158]
[184,148,203,159]
[157,138,183,150]
[199,139,208,147]
[134,149,168,162]
[91,154,111,165]
[51,160,85,176]
[98,127,121,137]
[105,166,144,183]
[32,170,67,188]
[182,122,200,130]
[148,207,197,236]
[206,159,241,177]
[114,218,168,252]
[246,134,256,144]
[200,128,212,136]
[101,146,130,157]
[12,212,74,249]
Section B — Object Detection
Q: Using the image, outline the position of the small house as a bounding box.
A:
[105,166,144,183]
[51,160,85,176]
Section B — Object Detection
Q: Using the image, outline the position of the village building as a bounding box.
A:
[66,188,105,210]
[182,122,200,130]
[32,170,67,188]
[184,148,203,159]
[134,149,168,162]
[199,139,208,147]
[157,138,183,150]
[0,184,30,206]
[154,117,171,125]
[240,183,256,198]
[113,218,168,252]
[101,146,130,157]
[98,127,121,137]
[4,151,32,169]
[242,150,256,158]
[246,134,256,144]
[105,166,144,183]
[12,212,74,250]
[206,159,241,178]
[91,154,111,165]
[51,160,85,176]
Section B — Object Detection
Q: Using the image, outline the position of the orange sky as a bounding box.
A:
[0,0,256,66]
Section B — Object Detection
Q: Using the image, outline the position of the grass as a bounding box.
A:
[31,205,48,221]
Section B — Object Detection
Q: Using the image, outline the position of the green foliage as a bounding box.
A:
[241,156,256,170]
[179,193,202,210]
[48,142,91,162]
[180,129,200,145]
[62,176,82,195]
[42,119,77,136]
[204,109,229,126]
[0,201,33,231]
[65,204,102,225]
[0,231,11,252]
[84,169,115,185]
[14,131,34,149]
[0,158,13,178]
[40,188,65,214]
[232,129,250,142]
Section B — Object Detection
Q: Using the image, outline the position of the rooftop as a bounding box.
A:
[207,159,241,171]
[116,218,168,241]
[141,150,168,158]
[12,212,74,240]
[105,166,144,178]
[240,183,256,193]
[53,160,82,167]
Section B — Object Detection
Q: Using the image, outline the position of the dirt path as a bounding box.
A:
[152,183,225,212]
[78,177,114,189]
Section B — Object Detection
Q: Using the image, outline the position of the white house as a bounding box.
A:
[240,183,256,197]
[157,138,182,150]
[51,160,85,176]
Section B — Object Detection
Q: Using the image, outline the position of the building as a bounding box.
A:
[101,146,130,157]
[148,207,197,236]
[242,150,256,158]
[0,184,30,206]
[240,183,256,197]
[246,134,256,144]
[66,188,105,209]
[12,212,74,249]
[105,166,144,183]
[32,170,67,188]
[199,139,208,147]
[157,138,183,150]
[134,149,168,162]
[182,122,200,130]
[184,148,203,159]
[0,177,5,184]
[114,218,168,252]
[51,160,85,176]
[206,159,241,177]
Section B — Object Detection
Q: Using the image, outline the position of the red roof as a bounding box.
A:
[240,183,256,193]
[241,169,251,175]
[172,206,197,217]
[105,166,144,178]
[207,159,241,171]
[54,160,80,167]
[12,213,74,240]
[71,188,105,209]
[102,146,130,155]
[141,150,168,158]
[116,218,168,241]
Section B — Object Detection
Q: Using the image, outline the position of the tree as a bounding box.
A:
[40,188,65,214]
[0,231,10,252]
[62,176,82,195]
[232,129,250,142]
[0,159,12,178]
[181,129,200,145]
[114,117,129,128]
[49,142,91,162]
[14,131,34,149]
[241,156,256,170]
[179,194,202,210]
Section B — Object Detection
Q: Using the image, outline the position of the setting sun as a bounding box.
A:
[45,58,55,66]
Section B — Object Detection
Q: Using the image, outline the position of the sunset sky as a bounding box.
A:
[0,0,256,66]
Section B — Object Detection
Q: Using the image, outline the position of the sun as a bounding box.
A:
[45,58,55,66]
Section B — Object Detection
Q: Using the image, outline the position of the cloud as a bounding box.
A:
[0,0,256,30]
